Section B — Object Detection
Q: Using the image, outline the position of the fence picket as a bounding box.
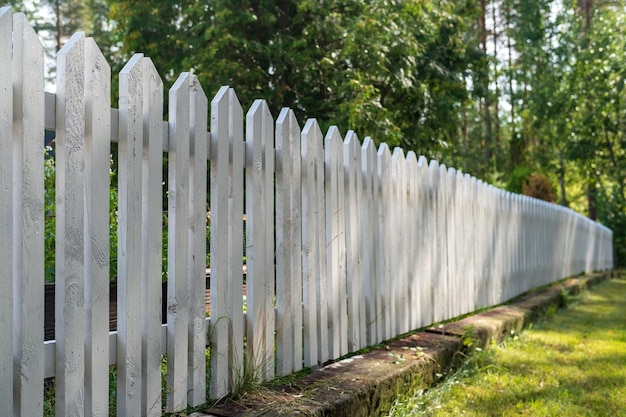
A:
[345,131,365,351]
[325,127,348,358]
[362,138,379,345]
[83,36,112,417]
[141,57,164,417]
[445,168,456,318]
[377,143,392,341]
[301,119,328,367]
[210,86,244,398]
[416,156,431,327]
[55,32,87,416]
[390,148,405,334]
[245,100,276,379]
[276,108,303,375]
[167,72,192,412]
[0,7,13,413]
[187,74,208,407]
[117,53,145,416]
[406,152,419,330]
[12,13,45,416]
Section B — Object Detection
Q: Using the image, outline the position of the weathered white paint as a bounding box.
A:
[187,74,208,407]
[361,137,379,345]
[376,143,392,341]
[405,152,419,330]
[276,108,303,375]
[0,7,13,415]
[391,148,405,335]
[210,86,230,399]
[141,57,163,417]
[12,12,45,417]
[325,127,348,359]
[245,100,275,379]
[55,32,87,417]
[167,72,191,413]
[227,89,245,394]
[210,86,245,398]
[84,36,112,417]
[117,53,145,417]
[344,131,365,352]
[416,156,431,328]
[301,119,328,367]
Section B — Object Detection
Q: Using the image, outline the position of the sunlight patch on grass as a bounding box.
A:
[388,277,626,417]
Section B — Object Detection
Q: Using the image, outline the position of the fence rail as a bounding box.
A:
[0,8,614,416]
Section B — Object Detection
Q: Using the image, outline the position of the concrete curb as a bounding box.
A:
[193,271,614,417]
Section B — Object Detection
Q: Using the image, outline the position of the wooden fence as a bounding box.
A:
[0,9,614,416]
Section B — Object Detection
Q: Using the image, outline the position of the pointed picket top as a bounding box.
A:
[187,73,208,408]
[210,85,244,398]
[55,31,88,417]
[405,151,419,329]
[117,52,148,417]
[0,8,13,412]
[167,72,195,415]
[245,99,276,381]
[361,136,380,344]
[301,117,328,367]
[375,142,392,340]
[210,85,232,399]
[344,130,365,352]
[276,107,303,375]
[12,11,45,417]
[324,125,348,358]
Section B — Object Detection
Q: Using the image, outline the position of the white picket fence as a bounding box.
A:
[0,9,614,416]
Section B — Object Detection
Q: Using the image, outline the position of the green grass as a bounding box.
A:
[388,276,626,417]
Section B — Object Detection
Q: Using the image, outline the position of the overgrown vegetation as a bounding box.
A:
[388,276,626,416]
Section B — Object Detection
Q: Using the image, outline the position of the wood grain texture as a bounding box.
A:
[12,13,45,417]
[0,7,13,414]
[344,131,364,352]
[324,127,347,359]
[55,31,87,417]
[245,100,276,380]
[275,108,303,375]
[141,57,163,417]
[167,72,191,413]
[187,74,208,407]
[84,36,111,417]
[376,143,391,341]
[301,119,328,367]
[210,86,230,399]
[361,138,379,346]
[117,53,145,417]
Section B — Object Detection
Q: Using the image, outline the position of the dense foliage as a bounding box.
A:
[6,0,626,265]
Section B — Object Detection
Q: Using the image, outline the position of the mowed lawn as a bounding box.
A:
[389,275,626,417]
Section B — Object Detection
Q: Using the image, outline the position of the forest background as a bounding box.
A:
[6,0,626,266]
